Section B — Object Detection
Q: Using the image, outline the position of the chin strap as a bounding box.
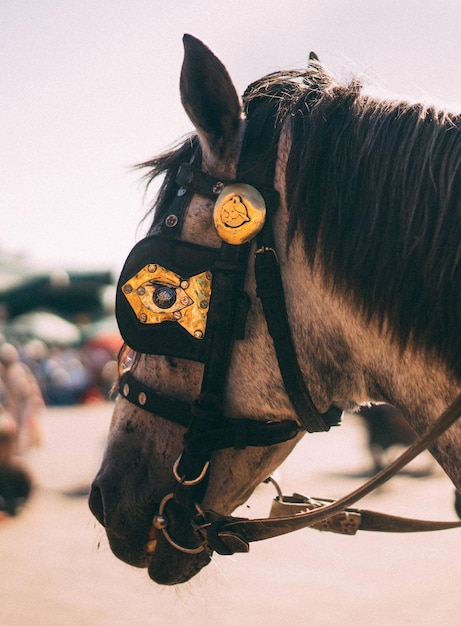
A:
[202,393,461,554]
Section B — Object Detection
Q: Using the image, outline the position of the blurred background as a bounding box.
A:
[2,1,461,624]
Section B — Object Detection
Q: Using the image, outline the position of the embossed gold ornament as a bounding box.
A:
[213,183,266,244]
[121,264,212,338]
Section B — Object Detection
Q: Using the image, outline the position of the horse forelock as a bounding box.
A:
[285,85,461,377]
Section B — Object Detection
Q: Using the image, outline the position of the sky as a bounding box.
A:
[2,0,461,277]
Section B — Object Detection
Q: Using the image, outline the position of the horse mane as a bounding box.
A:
[139,61,461,376]
[244,65,461,375]
[284,72,461,376]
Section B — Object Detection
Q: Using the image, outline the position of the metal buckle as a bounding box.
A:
[254,245,278,262]
[172,454,210,486]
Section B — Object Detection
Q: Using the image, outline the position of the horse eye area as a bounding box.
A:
[152,284,177,309]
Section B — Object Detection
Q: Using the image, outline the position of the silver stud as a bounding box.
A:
[139,313,147,323]
[152,515,168,530]
[165,215,178,228]
[138,392,147,406]
[194,330,204,339]
[177,187,186,197]
[123,384,130,397]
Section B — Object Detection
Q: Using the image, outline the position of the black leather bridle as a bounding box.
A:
[115,94,461,557]
[117,95,341,432]
[117,101,341,445]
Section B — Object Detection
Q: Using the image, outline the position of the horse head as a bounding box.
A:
[89,35,312,585]
[90,35,461,585]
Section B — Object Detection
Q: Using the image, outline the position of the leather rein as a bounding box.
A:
[116,97,461,557]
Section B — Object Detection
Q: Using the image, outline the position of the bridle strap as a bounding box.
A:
[241,96,340,432]
[203,392,461,552]
[173,239,252,489]
[119,371,191,428]
[267,493,461,534]
[119,371,301,450]
[255,220,342,431]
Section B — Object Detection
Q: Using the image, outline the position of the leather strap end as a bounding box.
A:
[206,518,250,555]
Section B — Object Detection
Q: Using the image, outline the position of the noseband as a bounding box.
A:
[115,96,461,557]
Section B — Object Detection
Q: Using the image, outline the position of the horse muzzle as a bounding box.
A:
[89,473,212,584]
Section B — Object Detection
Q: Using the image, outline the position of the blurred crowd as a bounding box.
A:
[17,339,118,406]
[0,342,43,519]
[0,335,119,407]
[0,335,120,520]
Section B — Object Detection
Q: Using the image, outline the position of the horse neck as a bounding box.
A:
[275,124,461,490]
[276,125,459,413]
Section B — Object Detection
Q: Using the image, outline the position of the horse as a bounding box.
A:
[89,35,461,586]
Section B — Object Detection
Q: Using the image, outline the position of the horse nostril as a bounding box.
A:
[88,484,106,527]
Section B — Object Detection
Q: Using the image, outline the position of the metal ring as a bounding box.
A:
[264,475,283,499]
[156,494,206,555]
[172,454,210,486]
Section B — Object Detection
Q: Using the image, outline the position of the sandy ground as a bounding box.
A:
[1,401,460,626]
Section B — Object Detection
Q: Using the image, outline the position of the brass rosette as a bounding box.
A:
[213,183,266,244]
[121,264,212,339]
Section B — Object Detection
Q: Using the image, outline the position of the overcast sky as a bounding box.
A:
[2,0,461,276]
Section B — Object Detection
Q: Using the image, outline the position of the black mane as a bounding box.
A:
[140,62,461,376]
[285,76,461,376]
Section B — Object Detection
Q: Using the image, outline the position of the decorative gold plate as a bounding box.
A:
[121,264,212,339]
[213,183,266,244]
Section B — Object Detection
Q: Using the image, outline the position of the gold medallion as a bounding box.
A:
[213,183,266,244]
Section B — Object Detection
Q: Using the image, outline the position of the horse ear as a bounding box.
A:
[307,51,324,73]
[304,50,332,89]
[180,34,241,159]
